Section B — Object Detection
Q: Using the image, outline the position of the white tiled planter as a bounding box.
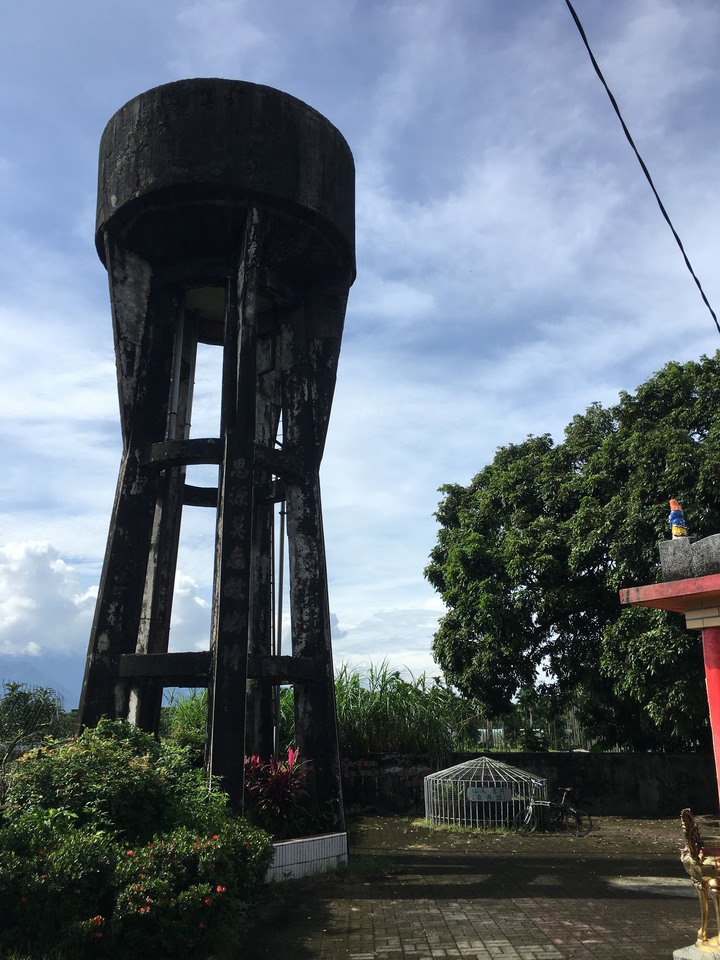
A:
[266,831,348,883]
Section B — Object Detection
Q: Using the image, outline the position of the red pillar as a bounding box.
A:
[702,626,720,812]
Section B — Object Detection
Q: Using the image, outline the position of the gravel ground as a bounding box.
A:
[348,813,688,856]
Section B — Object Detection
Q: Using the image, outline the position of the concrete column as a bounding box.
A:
[78,263,177,727]
[703,626,720,811]
[206,209,261,808]
[283,306,344,830]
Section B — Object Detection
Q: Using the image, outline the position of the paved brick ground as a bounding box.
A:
[241,817,701,960]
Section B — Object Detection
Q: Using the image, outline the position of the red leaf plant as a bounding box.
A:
[243,748,308,838]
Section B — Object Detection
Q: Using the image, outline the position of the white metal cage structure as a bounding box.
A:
[424,756,546,829]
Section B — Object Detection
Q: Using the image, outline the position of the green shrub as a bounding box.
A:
[4,718,229,843]
[110,819,270,956]
[276,663,485,763]
[0,720,273,959]
[0,811,120,956]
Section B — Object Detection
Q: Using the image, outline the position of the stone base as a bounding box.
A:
[660,534,720,582]
[674,945,720,960]
[660,537,695,581]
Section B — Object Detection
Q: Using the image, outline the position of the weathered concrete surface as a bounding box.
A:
[80,79,354,822]
[660,535,720,581]
[341,752,718,818]
[96,78,355,276]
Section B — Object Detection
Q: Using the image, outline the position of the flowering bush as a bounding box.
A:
[0,720,273,959]
[0,811,121,955]
[109,820,270,956]
[243,747,309,838]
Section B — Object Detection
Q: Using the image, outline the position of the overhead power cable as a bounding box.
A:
[564,0,720,336]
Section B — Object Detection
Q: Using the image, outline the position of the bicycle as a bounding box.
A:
[513,780,592,837]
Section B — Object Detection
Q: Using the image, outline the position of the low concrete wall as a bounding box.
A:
[266,832,348,883]
[341,752,718,817]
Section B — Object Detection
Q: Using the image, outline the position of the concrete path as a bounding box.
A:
[241,816,700,960]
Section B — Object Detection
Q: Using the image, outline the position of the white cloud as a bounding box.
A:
[0,539,216,663]
[352,271,436,324]
[598,0,717,138]
[332,606,445,681]
[168,572,213,652]
[169,0,272,76]
[0,542,95,656]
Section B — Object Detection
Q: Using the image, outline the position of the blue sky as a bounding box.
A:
[2,0,720,707]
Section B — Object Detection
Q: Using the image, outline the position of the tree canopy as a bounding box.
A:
[425,353,720,750]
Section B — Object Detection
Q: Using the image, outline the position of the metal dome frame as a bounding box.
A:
[424,755,546,829]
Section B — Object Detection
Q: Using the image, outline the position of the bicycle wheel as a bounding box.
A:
[513,808,537,835]
[562,808,592,837]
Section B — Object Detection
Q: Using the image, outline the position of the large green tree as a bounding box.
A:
[425,353,720,750]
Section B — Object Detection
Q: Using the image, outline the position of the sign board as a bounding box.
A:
[466,786,513,803]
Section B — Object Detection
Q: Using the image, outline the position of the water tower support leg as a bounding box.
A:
[283,309,344,830]
[206,213,261,809]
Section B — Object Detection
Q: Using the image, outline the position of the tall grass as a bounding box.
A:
[166,676,591,762]
[334,662,482,762]
[277,663,483,763]
[162,688,207,765]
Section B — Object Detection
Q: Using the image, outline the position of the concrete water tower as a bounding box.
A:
[77,79,355,822]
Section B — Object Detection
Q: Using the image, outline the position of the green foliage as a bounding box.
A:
[162,689,207,767]
[333,662,483,762]
[5,718,228,843]
[0,719,273,959]
[268,668,586,757]
[109,819,271,957]
[496,683,571,751]
[278,686,296,753]
[0,812,121,956]
[0,682,68,790]
[0,681,65,740]
[426,354,720,750]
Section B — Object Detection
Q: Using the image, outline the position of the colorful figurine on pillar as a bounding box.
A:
[669,498,688,539]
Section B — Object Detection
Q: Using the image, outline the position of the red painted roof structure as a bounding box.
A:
[619,573,720,613]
